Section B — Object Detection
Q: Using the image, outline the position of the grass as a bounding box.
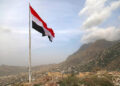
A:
[59,73,114,86]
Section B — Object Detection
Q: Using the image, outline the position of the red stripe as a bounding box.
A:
[30,5,55,37]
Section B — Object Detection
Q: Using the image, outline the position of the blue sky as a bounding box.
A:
[0,0,120,66]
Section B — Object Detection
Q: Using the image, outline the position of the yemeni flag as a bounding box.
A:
[29,5,55,42]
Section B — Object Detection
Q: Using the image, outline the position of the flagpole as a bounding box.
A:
[29,3,32,84]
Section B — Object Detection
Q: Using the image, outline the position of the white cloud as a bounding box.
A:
[79,0,120,29]
[79,0,120,43]
[119,16,120,20]
[81,27,120,43]
[0,26,12,33]
[79,0,107,15]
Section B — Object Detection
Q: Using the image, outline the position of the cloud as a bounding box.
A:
[119,16,120,20]
[81,26,120,43]
[0,30,28,66]
[79,0,120,43]
[79,0,107,15]
[0,25,82,65]
[0,26,12,33]
[79,0,120,29]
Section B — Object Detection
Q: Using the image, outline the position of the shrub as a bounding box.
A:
[58,74,80,86]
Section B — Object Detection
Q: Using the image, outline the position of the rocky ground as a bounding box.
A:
[1,71,120,86]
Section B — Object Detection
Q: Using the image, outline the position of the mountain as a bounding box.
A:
[59,39,120,72]
[0,65,27,76]
[0,64,57,77]
[0,39,120,76]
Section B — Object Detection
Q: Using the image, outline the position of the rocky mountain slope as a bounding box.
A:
[59,40,120,72]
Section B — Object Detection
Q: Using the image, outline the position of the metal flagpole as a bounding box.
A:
[29,3,32,84]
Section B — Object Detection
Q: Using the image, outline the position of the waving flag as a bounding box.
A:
[29,5,55,42]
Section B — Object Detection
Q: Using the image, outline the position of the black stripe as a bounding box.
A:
[48,36,52,42]
[32,21,46,36]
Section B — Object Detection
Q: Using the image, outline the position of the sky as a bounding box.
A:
[0,0,120,66]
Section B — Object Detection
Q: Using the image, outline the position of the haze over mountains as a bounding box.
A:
[0,64,57,77]
[0,39,120,76]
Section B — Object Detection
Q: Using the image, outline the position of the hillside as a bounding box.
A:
[0,40,120,76]
[0,65,27,76]
[0,64,57,77]
[59,40,120,72]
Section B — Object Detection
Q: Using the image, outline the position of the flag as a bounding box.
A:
[29,5,55,42]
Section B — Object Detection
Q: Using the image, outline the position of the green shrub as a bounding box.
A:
[79,75,114,86]
[59,74,80,86]
[59,74,114,86]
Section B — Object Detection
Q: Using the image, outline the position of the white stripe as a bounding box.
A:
[32,15,43,27]
[31,15,50,36]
